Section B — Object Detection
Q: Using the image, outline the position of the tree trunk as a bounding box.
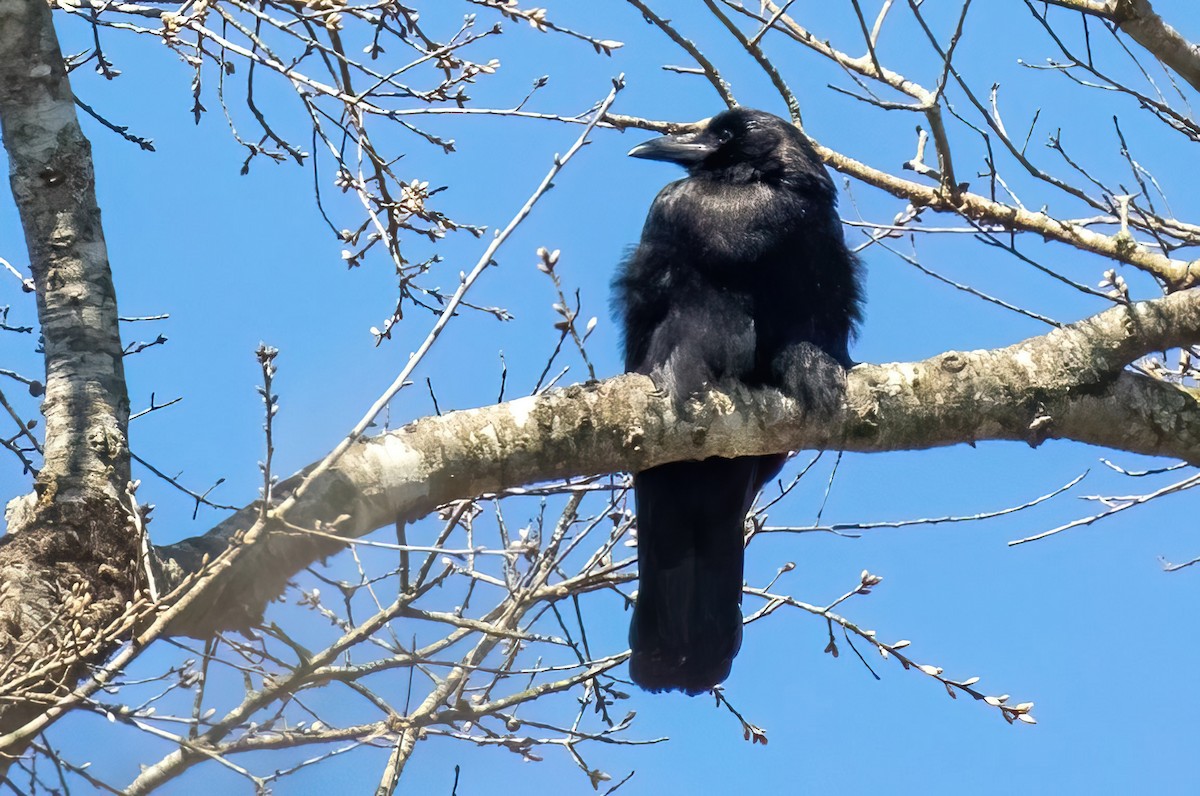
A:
[0,0,134,773]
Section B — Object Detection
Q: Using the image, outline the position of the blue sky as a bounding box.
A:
[2,1,1199,793]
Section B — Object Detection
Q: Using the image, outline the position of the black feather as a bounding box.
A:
[614,109,863,694]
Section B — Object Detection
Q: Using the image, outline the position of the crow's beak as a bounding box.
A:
[627,132,714,165]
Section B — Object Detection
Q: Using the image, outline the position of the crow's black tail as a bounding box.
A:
[629,454,783,695]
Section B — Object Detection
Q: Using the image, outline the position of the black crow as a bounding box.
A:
[614,108,863,694]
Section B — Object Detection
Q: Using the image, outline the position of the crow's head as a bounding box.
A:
[628,108,831,192]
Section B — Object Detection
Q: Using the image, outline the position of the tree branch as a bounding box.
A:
[815,142,1198,286]
[684,3,1198,286]
[1043,0,1200,94]
[155,287,1200,638]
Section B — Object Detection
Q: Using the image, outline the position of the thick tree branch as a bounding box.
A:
[1043,0,1116,12]
[155,288,1200,638]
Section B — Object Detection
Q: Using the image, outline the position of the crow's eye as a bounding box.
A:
[716,128,734,144]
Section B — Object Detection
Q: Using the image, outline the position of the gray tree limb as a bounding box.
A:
[156,287,1200,638]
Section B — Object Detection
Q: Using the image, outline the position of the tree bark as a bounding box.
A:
[155,287,1200,638]
[0,0,134,772]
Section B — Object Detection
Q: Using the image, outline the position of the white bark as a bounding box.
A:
[158,287,1200,636]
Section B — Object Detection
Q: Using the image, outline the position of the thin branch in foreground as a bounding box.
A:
[273,76,626,521]
[1160,554,1200,572]
[711,688,768,744]
[256,344,280,516]
[621,0,737,108]
[1010,471,1200,546]
[0,256,35,291]
[743,571,1037,726]
[129,451,237,515]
